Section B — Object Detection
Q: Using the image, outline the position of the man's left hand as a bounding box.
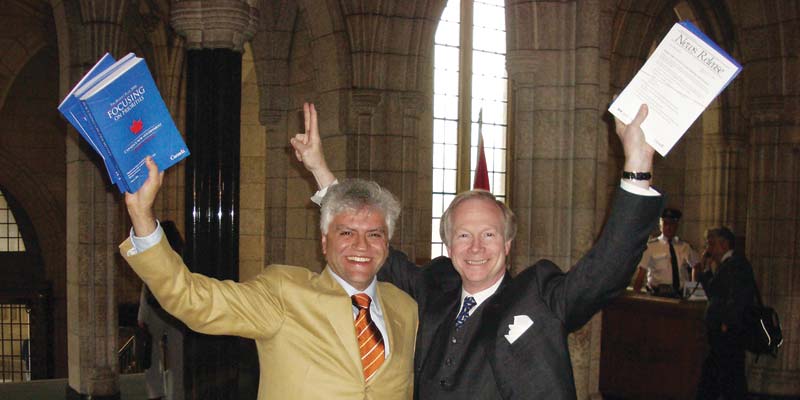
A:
[614,104,655,189]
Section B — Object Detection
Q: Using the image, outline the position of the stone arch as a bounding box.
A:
[0,1,52,110]
[297,0,351,96]
[251,0,299,124]
[1,4,69,375]
[339,0,444,91]
[0,149,62,287]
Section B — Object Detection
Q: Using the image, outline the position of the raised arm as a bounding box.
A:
[290,102,336,189]
[121,157,283,339]
[548,104,662,330]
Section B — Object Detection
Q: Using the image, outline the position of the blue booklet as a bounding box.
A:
[57,53,123,189]
[58,53,190,193]
[59,53,140,191]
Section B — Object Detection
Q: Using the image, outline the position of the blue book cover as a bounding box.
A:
[59,52,139,191]
[78,56,190,193]
[57,53,124,190]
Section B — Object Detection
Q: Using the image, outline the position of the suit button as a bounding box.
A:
[451,336,457,344]
[445,358,453,366]
[440,379,449,387]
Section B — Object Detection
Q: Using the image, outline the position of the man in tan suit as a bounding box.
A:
[120,157,418,399]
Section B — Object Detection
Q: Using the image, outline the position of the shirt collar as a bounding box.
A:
[326,266,379,300]
[721,250,734,263]
[658,234,679,243]
[461,273,506,308]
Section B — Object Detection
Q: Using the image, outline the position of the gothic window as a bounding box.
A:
[0,304,31,382]
[432,0,509,257]
[0,190,26,252]
[0,190,31,382]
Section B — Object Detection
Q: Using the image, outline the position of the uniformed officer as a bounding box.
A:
[633,208,700,297]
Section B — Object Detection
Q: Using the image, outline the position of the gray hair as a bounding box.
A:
[320,179,401,239]
[706,226,736,249]
[439,190,516,246]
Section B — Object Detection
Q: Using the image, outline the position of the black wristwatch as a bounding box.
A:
[622,171,652,180]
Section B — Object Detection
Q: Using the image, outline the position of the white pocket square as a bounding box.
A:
[504,315,533,344]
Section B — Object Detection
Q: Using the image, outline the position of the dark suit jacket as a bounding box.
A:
[378,188,663,399]
[697,253,756,342]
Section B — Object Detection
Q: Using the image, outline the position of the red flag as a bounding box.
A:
[473,130,490,191]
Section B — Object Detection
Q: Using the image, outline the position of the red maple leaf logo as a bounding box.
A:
[129,119,144,134]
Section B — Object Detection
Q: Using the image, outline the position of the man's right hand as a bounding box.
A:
[290,102,335,189]
[124,156,163,237]
[694,251,716,274]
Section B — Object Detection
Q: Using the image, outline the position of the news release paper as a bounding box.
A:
[609,22,741,156]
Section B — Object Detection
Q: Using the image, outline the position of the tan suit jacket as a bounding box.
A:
[121,237,418,399]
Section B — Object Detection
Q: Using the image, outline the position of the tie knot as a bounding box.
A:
[352,293,372,309]
[454,296,477,330]
[463,296,476,310]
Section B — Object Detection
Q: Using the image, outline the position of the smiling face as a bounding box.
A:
[445,197,512,293]
[321,207,389,291]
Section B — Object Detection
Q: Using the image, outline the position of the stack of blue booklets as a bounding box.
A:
[58,53,190,193]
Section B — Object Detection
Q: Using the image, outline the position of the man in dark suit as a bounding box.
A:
[694,227,756,399]
[293,102,663,399]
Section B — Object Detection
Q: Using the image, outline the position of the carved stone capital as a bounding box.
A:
[747,96,787,127]
[506,50,541,83]
[171,0,259,51]
[400,92,427,117]
[351,89,383,111]
[259,109,284,126]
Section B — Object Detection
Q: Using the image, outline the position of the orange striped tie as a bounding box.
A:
[352,293,385,381]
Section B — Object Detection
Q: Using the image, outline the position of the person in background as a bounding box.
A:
[633,208,700,297]
[694,227,756,400]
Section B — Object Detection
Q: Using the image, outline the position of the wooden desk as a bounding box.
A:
[599,291,708,400]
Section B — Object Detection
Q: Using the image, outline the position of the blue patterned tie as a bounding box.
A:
[454,296,477,329]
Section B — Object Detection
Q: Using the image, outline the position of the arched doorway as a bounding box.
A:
[0,187,52,381]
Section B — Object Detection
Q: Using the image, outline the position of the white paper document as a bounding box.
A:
[609,21,742,156]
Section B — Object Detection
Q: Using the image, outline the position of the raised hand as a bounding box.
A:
[290,102,335,188]
[124,156,163,236]
[614,104,654,189]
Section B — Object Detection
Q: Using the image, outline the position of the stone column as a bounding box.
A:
[696,102,748,237]
[506,1,609,398]
[506,1,582,272]
[344,90,426,260]
[745,99,800,396]
[170,1,257,399]
[401,92,433,261]
[60,0,129,398]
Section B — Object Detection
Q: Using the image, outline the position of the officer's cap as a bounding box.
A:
[661,208,682,221]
